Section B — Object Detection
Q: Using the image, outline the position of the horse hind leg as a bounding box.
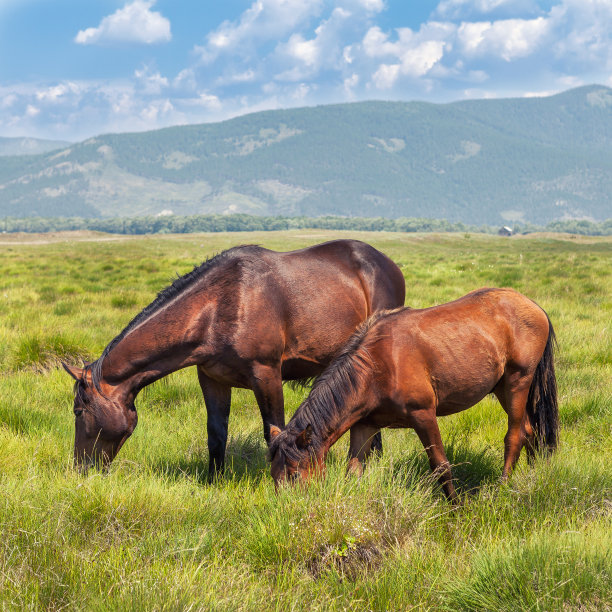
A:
[250,363,285,446]
[198,369,232,479]
[369,430,383,457]
[494,377,532,480]
[522,414,537,464]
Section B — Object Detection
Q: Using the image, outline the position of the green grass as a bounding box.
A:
[0,230,610,611]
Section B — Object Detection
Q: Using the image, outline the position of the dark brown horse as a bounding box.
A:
[63,240,405,475]
[269,288,558,501]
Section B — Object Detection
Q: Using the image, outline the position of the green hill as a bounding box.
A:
[0,85,610,224]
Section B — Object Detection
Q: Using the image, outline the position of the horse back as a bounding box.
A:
[366,288,550,416]
[277,240,405,313]
[214,240,405,377]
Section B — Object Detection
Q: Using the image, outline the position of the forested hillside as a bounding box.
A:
[0,85,610,224]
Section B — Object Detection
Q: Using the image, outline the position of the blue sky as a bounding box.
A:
[1,0,610,141]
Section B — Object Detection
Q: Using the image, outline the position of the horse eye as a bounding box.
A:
[74,408,83,417]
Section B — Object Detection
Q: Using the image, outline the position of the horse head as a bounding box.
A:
[62,362,137,471]
[268,424,324,487]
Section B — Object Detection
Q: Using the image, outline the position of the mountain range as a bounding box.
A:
[0,85,610,225]
[0,137,71,157]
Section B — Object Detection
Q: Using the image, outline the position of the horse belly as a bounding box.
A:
[434,368,501,416]
[360,398,415,429]
[416,323,506,416]
[280,357,325,381]
[282,302,367,368]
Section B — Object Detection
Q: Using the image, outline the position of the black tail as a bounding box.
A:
[525,317,559,454]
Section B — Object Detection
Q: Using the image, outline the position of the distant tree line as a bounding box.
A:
[1,214,610,236]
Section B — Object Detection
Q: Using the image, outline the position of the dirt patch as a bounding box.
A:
[306,538,382,581]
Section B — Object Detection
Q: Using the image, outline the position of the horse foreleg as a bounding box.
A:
[411,408,457,502]
[251,364,285,446]
[347,423,380,476]
[198,368,232,479]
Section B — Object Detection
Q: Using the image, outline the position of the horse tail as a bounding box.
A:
[525,317,559,453]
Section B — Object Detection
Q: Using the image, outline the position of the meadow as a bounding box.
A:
[0,229,610,611]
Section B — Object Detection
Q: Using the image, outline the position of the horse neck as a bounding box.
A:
[298,358,375,456]
[98,295,213,395]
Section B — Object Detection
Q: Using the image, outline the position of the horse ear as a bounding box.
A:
[62,362,83,381]
[296,424,313,450]
[269,425,282,440]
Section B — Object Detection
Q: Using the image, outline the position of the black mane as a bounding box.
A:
[269,307,404,463]
[86,245,259,390]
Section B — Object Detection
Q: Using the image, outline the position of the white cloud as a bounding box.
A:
[461,88,499,99]
[343,73,359,96]
[35,82,81,103]
[274,7,353,81]
[549,0,612,69]
[110,93,134,115]
[215,70,257,86]
[403,40,447,75]
[363,25,448,88]
[25,104,40,117]
[457,17,550,61]
[284,33,320,66]
[75,0,171,45]
[523,89,559,97]
[558,75,583,88]
[360,0,385,11]
[140,99,174,122]
[291,83,311,100]
[371,63,401,89]
[361,11,555,92]
[195,0,324,63]
[342,0,385,12]
[134,66,169,94]
[343,45,355,64]
[195,93,222,111]
[173,69,198,92]
[1,94,17,109]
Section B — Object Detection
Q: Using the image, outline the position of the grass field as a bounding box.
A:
[0,230,610,611]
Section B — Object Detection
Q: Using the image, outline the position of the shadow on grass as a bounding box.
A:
[390,436,502,497]
[151,432,269,486]
[150,432,504,494]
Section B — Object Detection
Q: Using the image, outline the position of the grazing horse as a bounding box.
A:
[63,240,405,475]
[269,288,558,501]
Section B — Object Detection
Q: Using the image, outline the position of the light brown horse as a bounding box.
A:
[63,240,405,476]
[269,288,558,500]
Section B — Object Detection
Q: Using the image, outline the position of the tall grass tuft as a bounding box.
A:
[10,332,92,372]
